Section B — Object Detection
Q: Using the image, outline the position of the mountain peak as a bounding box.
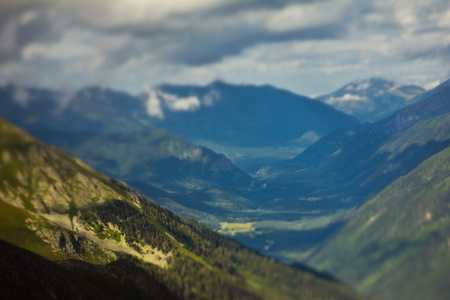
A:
[317,78,425,123]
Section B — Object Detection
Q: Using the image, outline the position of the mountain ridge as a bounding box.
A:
[316,77,424,122]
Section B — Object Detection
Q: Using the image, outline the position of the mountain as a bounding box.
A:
[280,81,450,198]
[0,82,358,170]
[316,78,424,123]
[152,81,358,147]
[307,144,450,300]
[0,117,366,300]
[0,85,153,134]
[236,82,450,262]
[31,128,254,191]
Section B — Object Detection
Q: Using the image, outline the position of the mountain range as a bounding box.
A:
[1,76,449,300]
[316,78,424,123]
[227,80,450,275]
[0,82,358,159]
[274,79,450,203]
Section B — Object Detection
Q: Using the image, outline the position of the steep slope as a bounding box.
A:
[0,239,178,300]
[316,78,424,122]
[308,145,450,300]
[0,118,366,300]
[32,128,254,191]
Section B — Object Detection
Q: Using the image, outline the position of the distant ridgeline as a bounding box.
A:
[316,78,424,123]
[0,81,358,148]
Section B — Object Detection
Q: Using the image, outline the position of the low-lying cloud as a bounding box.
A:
[325,94,368,104]
[144,88,221,119]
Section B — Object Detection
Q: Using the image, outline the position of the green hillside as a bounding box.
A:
[0,118,366,300]
[33,128,253,191]
[308,145,450,300]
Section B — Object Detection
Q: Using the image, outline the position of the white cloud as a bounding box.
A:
[325,94,368,104]
[424,80,441,90]
[160,91,201,111]
[21,36,92,61]
[145,88,164,119]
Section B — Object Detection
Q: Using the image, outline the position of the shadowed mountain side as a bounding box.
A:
[0,239,179,300]
[154,81,359,147]
[307,146,450,300]
[262,113,450,210]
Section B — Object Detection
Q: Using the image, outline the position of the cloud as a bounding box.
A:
[143,87,210,119]
[159,91,201,111]
[0,0,449,96]
[325,94,368,104]
[424,80,441,90]
[145,88,164,119]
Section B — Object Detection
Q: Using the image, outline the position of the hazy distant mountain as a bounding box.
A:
[287,80,450,175]
[0,117,366,300]
[316,78,424,123]
[0,85,153,134]
[0,82,358,150]
[267,81,450,208]
[151,81,358,147]
[308,144,450,300]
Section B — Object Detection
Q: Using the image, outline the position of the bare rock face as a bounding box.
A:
[58,231,83,255]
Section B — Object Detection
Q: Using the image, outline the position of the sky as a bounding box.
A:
[1,0,450,97]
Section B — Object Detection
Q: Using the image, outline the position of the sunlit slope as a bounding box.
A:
[0,117,366,300]
[308,146,450,300]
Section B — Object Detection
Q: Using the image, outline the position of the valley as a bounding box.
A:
[2,1,450,299]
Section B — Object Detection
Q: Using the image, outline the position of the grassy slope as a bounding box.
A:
[308,146,450,300]
[0,117,366,300]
